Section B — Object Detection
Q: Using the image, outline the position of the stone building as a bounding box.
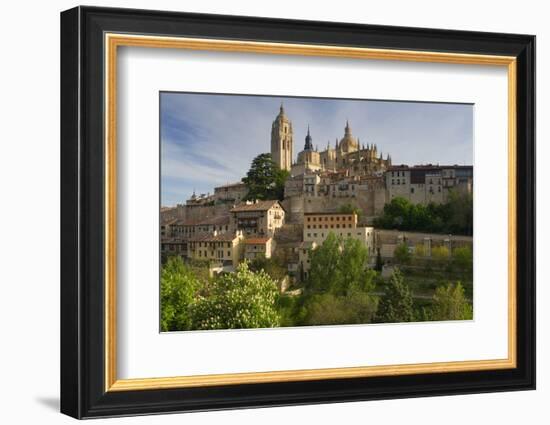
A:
[290,120,392,177]
[160,217,178,238]
[171,215,232,239]
[271,104,293,172]
[160,237,187,260]
[230,200,285,237]
[213,182,248,203]
[243,237,275,260]
[299,212,375,276]
[385,165,473,205]
[188,230,244,269]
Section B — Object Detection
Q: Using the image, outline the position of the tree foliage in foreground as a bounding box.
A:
[429,282,473,321]
[306,233,375,295]
[376,268,414,323]
[242,153,289,201]
[303,290,378,326]
[190,262,281,330]
[160,256,199,332]
[303,233,378,325]
[393,242,411,265]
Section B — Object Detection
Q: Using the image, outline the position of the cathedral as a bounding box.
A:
[270,105,392,177]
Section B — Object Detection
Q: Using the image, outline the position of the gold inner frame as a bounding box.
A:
[104,33,517,392]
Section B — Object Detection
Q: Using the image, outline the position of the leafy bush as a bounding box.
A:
[190,262,281,330]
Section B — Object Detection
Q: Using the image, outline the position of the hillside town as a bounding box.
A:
[160,105,473,287]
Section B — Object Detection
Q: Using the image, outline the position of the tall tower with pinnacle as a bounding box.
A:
[270,104,293,171]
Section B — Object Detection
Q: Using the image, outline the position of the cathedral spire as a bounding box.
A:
[345,119,351,135]
[304,125,313,151]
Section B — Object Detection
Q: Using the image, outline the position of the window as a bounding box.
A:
[227,251,231,257]
[307,233,311,237]
[307,225,311,229]
[411,187,415,193]
[313,233,317,237]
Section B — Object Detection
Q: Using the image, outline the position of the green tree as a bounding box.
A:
[302,234,378,325]
[249,255,287,283]
[373,192,473,236]
[306,232,343,294]
[160,256,200,332]
[374,248,383,272]
[452,246,473,274]
[338,203,363,218]
[376,268,415,323]
[414,243,426,257]
[430,282,473,321]
[190,262,280,330]
[303,291,378,326]
[306,233,375,295]
[340,238,376,294]
[242,153,289,201]
[431,245,450,265]
[446,190,474,236]
[394,242,411,265]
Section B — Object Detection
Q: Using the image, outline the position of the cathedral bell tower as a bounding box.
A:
[270,104,293,171]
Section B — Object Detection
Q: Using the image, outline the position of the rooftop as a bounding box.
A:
[189,232,241,242]
[244,238,271,245]
[214,182,247,190]
[175,215,230,226]
[230,200,283,213]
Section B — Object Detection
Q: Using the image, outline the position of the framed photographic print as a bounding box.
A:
[60,6,536,419]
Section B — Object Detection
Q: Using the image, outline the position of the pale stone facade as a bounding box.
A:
[299,212,375,275]
[213,182,248,203]
[291,120,392,177]
[230,200,285,237]
[271,104,293,172]
[188,230,244,268]
[385,165,473,205]
[243,237,275,260]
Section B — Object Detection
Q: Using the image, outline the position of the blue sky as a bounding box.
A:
[160,92,473,206]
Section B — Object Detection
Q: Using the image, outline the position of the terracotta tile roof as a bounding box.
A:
[175,215,230,226]
[244,238,271,245]
[189,232,240,242]
[230,200,282,213]
[161,217,178,226]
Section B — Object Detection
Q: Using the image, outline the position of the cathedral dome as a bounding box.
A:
[339,120,358,153]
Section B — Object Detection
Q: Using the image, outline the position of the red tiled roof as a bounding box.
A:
[189,232,239,242]
[244,238,271,245]
[230,200,282,213]
[175,215,230,226]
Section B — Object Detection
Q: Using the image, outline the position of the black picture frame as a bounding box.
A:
[60,5,535,419]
